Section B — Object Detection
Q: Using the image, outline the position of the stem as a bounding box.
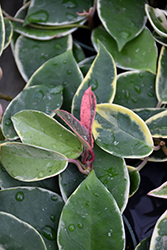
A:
[0,93,13,101]
[68,159,90,175]
[135,157,148,172]
[2,10,24,24]
[156,101,162,108]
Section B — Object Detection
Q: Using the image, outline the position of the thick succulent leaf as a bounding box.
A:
[148,181,167,199]
[0,187,64,250]
[54,110,90,149]
[127,166,140,197]
[0,6,5,55]
[114,71,157,109]
[11,110,82,159]
[14,34,72,81]
[145,4,167,38]
[78,56,95,76]
[73,41,85,63]
[149,210,167,249]
[4,18,13,49]
[97,0,146,51]
[135,236,151,250]
[24,0,93,26]
[148,138,167,162]
[156,46,167,104]
[26,49,83,111]
[153,31,167,46]
[58,170,125,250]
[92,26,157,73]
[59,143,129,213]
[80,87,96,148]
[0,212,47,250]
[2,85,63,140]
[72,41,117,119]
[93,104,154,158]
[0,142,68,181]
[0,162,59,193]
[133,108,166,121]
[13,5,83,40]
[146,110,167,138]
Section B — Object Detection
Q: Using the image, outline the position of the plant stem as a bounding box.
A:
[156,101,162,108]
[68,159,90,175]
[135,157,148,172]
[0,93,13,101]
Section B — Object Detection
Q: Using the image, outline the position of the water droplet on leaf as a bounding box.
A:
[41,225,56,240]
[62,0,77,8]
[15,191,24,202]
[28,10,49,23]
[134,86,141,94]
[120,30,131,39]
[67,70,71,75]
[88,78,98,90]
[68,224,75,231]
[54,43,62,50]
[50,215,56,222]
[51,195,58,201]
[66,13,76,20]
[78,223,83,229]
[39,171,45,178]
[5,118,12,126]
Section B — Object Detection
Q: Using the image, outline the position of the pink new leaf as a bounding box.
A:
[80,87,97,148]
[54,110,91,149]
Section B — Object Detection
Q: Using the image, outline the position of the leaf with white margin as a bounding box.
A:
[156,46,167,104]
[11,110,82,159]
[114,70,157,109]
[153,31,167,46]
[149,210,167,249]
[0,212,47,250]
[13,5,86,40]
[0,187,64,250]
[24,0,93,26]
[127,166,140,197]
[133,108,166,121]
[92,103,154,158]
[58,170,125,250]
[145,4,167,38]
[92,26,157,74]
[25,49,83,112]
[146,110,167,138]
[0,5,5,55]
[14,34,72,81]
[135,236,151,250]
[148,181,167,199]
[2,85,63,140]
[0,142,68,181]
[72,41,117,119]
[4,18,13,49]
[97,0,146,51]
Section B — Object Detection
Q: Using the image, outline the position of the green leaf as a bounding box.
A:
[4,18,13,49]
[97,0,146,51]
[145,4,167,38]
[114,70,157,109]
[127,166,140,197]
[0,162,60,193]
[72,41,117,119]
[24,0,93,26]
[58,170,125,250]
[133,108,166,121]
[149,210,167,249]
[78,56,95,76]
[0,187,64,250]
[135,236,151,250]
[13,5,83,40]
[0,6,5,55]
[26,50,83,111]
[146,110,167,138]
[148,181,167,199]
[14,34,72,81]
[12,110,82,159]
[2,85,63,140]
[153,31,167,46]
[0,212,47,250]
[93,143,129,212]
[156,46,167,104]
[1,142,68,181]
[92,26,157,73]
[73,41,85,63]
[92,103,154,158]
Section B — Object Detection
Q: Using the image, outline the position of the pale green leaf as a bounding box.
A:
[127,165,140,197]
[93,103,154,158]
[148,181,167,199]
[11,110,82,159]
[58,170,125,250]
[97,0,146,51]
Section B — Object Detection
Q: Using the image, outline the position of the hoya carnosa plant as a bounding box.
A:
[54,86,96,175]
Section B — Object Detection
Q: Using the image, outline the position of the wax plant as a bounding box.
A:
[0,0,167,249]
